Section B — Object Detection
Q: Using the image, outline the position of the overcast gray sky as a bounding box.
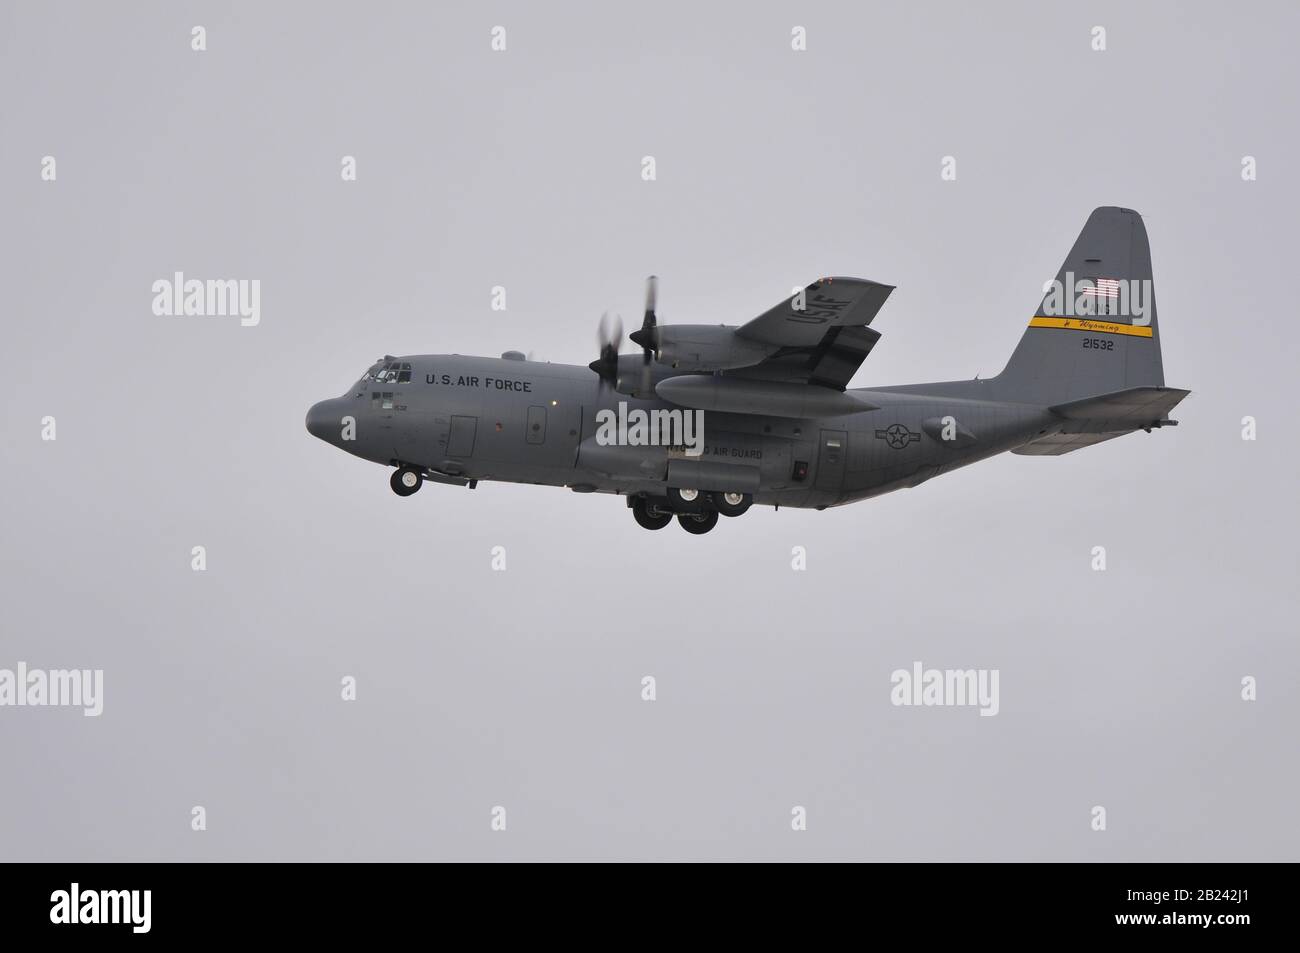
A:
[1,0,1296,860]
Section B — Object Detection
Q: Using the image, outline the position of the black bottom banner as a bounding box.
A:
[0,861,1280,941]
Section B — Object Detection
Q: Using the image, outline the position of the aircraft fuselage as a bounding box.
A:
[307,354,1057,510]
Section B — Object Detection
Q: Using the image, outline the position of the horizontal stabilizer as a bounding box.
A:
[1014,386,1189,455]
[1012,432,1126,456]
[1049,386,1190,424]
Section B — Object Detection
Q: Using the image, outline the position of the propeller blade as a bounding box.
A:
[590,312,624,388]
[629,274,659,361]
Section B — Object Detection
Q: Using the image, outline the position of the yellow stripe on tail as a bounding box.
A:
[1027,316,1153,338]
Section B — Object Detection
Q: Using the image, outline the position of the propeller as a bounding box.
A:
[588,311,623,389]
[628,275,659,363]
[628,275,659,394]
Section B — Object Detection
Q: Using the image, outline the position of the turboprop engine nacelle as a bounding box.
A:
[649,325,770,373]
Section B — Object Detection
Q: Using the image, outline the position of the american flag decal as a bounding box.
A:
[1080,277,1122,298]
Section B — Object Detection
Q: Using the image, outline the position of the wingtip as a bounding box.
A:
[811,276,896,291]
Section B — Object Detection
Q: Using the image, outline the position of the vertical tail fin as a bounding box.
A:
[995,207,1164,406]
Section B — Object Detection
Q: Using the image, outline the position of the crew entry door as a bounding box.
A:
[525,397,582,469]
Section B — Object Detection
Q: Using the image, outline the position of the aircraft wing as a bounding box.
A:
[730,277,894,390]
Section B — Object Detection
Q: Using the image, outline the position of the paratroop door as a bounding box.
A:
[526,405,546,445]
[814,429,847,491]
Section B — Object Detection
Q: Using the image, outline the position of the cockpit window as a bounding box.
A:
[365,361,412,384]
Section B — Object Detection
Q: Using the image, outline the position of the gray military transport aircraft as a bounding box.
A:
[307,207,1187,534]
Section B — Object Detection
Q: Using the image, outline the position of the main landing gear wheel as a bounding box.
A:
[390,466,423,496]
[632,498,673,530]
[714,491,752,517]
[677,510,719,535]
[667,487,700,507]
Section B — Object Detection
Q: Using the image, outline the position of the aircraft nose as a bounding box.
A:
[305,399,338,442]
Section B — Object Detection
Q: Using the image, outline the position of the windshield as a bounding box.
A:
[362,361,411,383]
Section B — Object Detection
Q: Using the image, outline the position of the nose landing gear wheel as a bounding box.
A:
[677,510,719,535]
[632,498,673,530]
[714,491,752,517]
[390,466,423,496]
